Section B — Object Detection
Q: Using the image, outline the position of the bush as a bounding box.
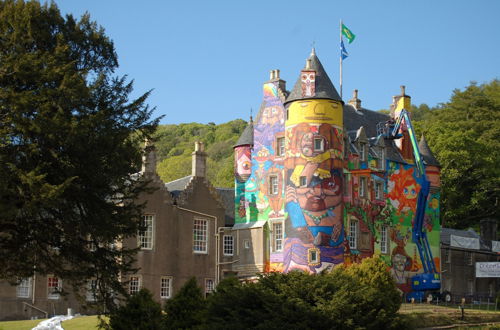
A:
[164,277,207,329]
[109,289,163,330]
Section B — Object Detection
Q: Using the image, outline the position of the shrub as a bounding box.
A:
[109,289,163,330]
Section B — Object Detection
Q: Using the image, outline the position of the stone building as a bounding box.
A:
[0,142,234,320]
[440,219,499,302]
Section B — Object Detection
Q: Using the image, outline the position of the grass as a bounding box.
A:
[399,303,500,329]
[0,315,101,330]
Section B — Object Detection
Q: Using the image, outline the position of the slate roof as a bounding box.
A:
[215,188,235,226]
[234,118,254,147]
[165,175,192,198]
[285,49,342,105]
[343,103,390,138]
[419,135,440,167]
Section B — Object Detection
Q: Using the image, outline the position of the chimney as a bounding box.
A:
[268,69,286,91]
[305,58,312,70]
[141,139,157,174]
[192,141,207,178]
[348,89,362,110]
[480,218,497,241]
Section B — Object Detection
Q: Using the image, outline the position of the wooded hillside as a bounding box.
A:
[154,120,247,188]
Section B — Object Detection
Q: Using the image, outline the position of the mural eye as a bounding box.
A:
[412,189,416,195]
[404,188,408,194]
[309,74,314,80]
[302,74,307,80]
[242,162,251,170]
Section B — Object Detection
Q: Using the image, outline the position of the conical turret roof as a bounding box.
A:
[234,117,254,147]
[285,49,343,105]
[419,135,440,167]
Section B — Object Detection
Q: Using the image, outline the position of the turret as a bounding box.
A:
[282,49,345,273]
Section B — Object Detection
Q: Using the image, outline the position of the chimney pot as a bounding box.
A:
[305,59,311,70]
[275,69,280,79]
[401,85,406,96]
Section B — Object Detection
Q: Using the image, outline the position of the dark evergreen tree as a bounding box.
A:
[163,277,207,329]
[0,0,158,312]
[109,289,164,330]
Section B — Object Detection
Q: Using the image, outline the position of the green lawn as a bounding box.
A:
[0,315,101,330]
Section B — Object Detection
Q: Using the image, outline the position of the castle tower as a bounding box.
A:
[234,117,254,222]
[390,86,413,160]
[282,49,345,273]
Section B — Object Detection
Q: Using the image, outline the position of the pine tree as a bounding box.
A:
[0,0,159,312]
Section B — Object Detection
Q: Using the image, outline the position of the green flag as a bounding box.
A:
[342,23,355,44]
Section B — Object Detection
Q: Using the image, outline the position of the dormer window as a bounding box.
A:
[359,143,366,161]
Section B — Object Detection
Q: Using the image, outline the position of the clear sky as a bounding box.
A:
[54,0,499,125]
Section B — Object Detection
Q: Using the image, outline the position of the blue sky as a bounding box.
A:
[55,0,499,125]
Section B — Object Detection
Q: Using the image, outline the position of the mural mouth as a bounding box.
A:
[305,197,326,211]
[305,116,332,121]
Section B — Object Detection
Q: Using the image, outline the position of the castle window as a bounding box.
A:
[359,143,366,161]
[193,218,208,254]
[160,276,172,299]
[308,248,319,264]
[244,239,250,249]
[17,278,31,298]
[129,276,141,295]
[138,214,154,250]
[272,222,284,252]
[276,137,285,156]
[269,175,278,195]
[299,176,307,187]
[314,137,324,152]
[379,148,386,170]
[86,279,97,302]
[205,279,214,297]
[349,220,358,250]
[380,226,388,254]
[375,182,383,200]
[359,177,367,198]
[47,276,62,299]
[223,235,234,256]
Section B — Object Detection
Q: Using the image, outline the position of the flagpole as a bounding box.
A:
[339,19,343,99]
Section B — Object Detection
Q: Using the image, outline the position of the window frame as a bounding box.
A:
[223,235,234,256]
[193,218,209,254]
[269,175,279,195]
[465,251,474,266]
[138,214,154,250]
[380,226,388,254]
[375,181,383,200]
[359,143,366,161]
[86,279,98,302]
[129,276,141,295]
[16,277,32,298]
[349,220,358,250]
[205,279,214,297]
[276,136,285,157]
[313,137,324,152]
[359,177,367,198]
[299,176,307,188]
[47,276,62,300]
[160,276,173,299]
[272,222,284,252]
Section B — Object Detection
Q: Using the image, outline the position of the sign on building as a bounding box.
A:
[476,262,500,278]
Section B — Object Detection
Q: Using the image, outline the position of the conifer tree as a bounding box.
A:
[0,0,158,311]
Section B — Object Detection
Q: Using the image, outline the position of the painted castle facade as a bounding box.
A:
[232,49,442,294]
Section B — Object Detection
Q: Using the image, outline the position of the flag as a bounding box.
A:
[342,23,355,44]
[341,40,348,60]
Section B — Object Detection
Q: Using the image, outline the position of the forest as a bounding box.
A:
[154,80,499,229]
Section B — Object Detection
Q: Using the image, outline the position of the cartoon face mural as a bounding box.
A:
[301,70,315,97]
[235,147,252,182]
[283,100,345,273]
[387,167,420,215]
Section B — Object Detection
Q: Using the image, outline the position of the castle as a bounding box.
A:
[231,49,441,294]
[0,49,443,320]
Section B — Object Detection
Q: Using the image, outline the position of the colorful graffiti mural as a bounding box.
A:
[233,53,441,291]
